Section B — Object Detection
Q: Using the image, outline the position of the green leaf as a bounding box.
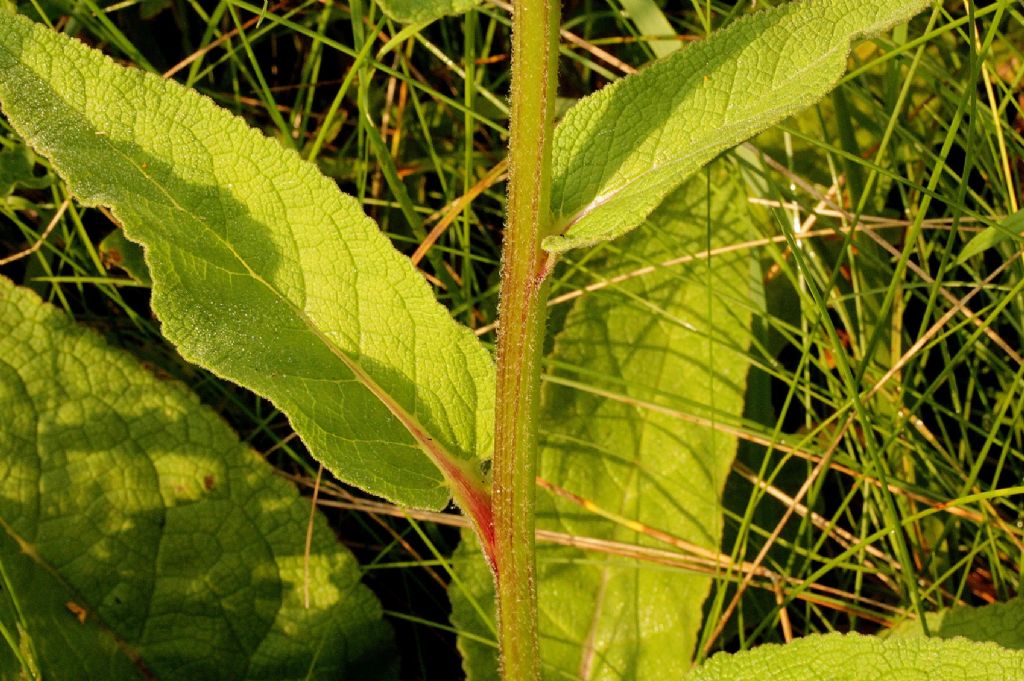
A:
[619,0,679,59]
[685,633,1024,680]
[0,531,145,681]
[99,228,152,285]
[0,276,396,680]
[545,0,931,253]
[0,141,49,197]
[0,11,495,511]
[375,0,480,24]
[955,210,1024,265]
[452,168,762,679]
[889,600,1024,651]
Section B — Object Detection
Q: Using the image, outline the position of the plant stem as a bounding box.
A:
[492,0,559,678]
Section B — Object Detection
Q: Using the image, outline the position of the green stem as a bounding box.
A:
[492,0,559,679]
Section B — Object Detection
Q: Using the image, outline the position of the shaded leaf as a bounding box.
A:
[545,0,931,253]
[685,633,1024,680]
[453,168,762,679]
[0,276,396,680]
[0,531,145,681]
[889,600,1024,651]
[0,11,494,511]
[619,0,679,59]
[0,141,49,197]
[99,228,152,285]
[955,210,1024,265]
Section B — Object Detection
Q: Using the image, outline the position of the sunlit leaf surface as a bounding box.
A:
[0,11,494,510]
[0,277,396,680]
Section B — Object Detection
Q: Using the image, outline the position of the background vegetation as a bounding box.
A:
[1,0,1022,678]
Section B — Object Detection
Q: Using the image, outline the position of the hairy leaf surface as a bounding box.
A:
[0,12,494,510]
[0,277,395,680]
[685,633,1024,680]
[453,169,762,679]
[375,0,480,24]
[545,0,931,253]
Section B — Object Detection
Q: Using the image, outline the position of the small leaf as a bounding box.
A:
[545,0,931,253]
[0,141,49,197]
[619,0,680,59]
[955,210,1024,265]
[0,276,396,680]
[375,0,480,24]
[889,600,1024,651]
[0,11,494,511]
[685,633,1024,680]
[99,228,152,285]
[453,169,762,679]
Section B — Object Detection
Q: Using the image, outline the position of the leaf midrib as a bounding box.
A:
[67,89,475,496]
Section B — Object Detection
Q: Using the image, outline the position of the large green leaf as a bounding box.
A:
[685,633,1024,680]
[0,11,494,511]
[0,276,395,680]
[375,0,480,24]
[452,168,762,679]
[545,0,931,253]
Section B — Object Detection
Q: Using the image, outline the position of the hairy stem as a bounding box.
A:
[491,0,560,678]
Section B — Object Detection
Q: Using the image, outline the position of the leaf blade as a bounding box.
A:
[0,276,396,680]
[955,210,1024,265]
[619,0,680,59]
[0,529,147,681]
[0,12,494,511]
[545,0,931,253]
[685,633,1024,681]
[889,600,1024,651]
[375,0,481,24]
